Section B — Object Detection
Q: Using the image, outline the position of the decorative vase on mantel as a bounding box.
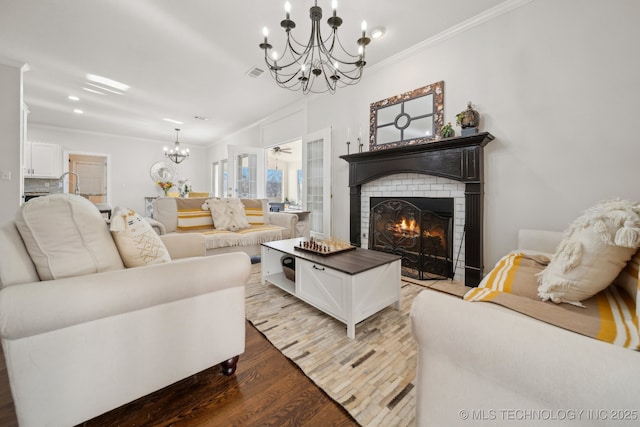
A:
[456,102,480,136]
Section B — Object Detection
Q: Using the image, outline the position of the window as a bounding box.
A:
[236,154,257,198]
[266,168,283,201]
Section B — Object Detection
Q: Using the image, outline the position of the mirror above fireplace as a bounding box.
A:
[369,81,444,151]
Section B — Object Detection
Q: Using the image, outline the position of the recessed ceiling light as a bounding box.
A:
[73,109,84,114]
[163,118,184,125]
[86,74,130,91]
[371,26,386,39]
[68,95,80,101]
[83,87,106,95]
[85,82,123,95]
[194,115,209,121]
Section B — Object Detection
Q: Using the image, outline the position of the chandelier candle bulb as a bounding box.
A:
[284,1,291,19]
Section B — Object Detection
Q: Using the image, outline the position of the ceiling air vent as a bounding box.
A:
[246,66,265,78]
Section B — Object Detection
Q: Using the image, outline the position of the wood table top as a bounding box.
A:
[262,238,401,275]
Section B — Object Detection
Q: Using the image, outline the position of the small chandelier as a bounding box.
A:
[164,128,190,164]
[259,0,371,95]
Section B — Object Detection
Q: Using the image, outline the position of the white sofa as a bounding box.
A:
[0,194,251,427]
[411,229,640,426]
[151,197,298,256]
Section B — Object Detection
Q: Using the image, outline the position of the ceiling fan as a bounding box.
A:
[272,146,292,155]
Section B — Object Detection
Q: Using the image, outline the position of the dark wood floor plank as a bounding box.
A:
[0,322,358,427]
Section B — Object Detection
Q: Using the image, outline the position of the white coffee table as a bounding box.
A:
[261,238,402,339]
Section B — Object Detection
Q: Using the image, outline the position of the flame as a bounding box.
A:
[400,217,417,231]
[388,216,420,237]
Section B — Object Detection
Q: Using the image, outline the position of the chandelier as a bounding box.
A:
[259,0,371,94]
[164,128,190,164]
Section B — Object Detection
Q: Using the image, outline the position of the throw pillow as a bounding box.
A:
[209,199,250,231]
[201,198,219,211]
[537,199,640,306]
[15,194,124,280]
[110,207,171,268]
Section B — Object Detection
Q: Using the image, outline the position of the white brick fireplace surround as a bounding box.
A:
[360,173,467,283]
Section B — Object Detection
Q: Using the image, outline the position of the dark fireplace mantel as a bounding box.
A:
[340,132,494,286]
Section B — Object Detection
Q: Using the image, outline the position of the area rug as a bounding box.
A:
[245,263,424,427]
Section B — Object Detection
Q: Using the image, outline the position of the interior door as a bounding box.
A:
[302,128,332,238]
[73,160,106,202]
[227,145,265,199]
[67,153,110,205]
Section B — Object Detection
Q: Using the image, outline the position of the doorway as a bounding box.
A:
[64,151,111,205]
[266,139,302,208]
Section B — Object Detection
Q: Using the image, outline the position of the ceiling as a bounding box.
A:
[0,0,506,147]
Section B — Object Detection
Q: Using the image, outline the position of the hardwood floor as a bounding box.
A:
[0,322,359,427]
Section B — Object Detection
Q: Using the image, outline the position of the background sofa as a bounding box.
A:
[0,194,251,427]
[151,197,298,256]
[411,229,640,426]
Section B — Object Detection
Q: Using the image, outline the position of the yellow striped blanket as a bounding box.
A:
[461,252,640,350]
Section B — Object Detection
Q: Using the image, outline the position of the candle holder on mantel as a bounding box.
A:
[358,137,363,153]
[346,139,351,155]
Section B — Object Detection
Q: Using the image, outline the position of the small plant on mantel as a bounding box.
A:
[441,122,455,138]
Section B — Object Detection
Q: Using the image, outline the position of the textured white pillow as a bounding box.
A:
[209,199,250,231]
[110,207,171,267]
[537,199,640,306]
[15,194,124,280]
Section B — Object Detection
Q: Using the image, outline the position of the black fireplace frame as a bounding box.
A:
[340,132,494,287]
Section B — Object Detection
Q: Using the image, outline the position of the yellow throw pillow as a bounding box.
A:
[110,207,171,268]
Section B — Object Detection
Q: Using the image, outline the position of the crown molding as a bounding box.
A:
[0,56,30,71]
[369,0,533,74]
[29,122,177,146]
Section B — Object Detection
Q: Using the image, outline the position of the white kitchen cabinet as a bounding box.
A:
[24,141,62,178]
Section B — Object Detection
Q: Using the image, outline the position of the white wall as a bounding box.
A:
[28,125,209,214]
[209,0,640,271]
[0,61,25,225]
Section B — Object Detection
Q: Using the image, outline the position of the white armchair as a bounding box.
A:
[0,194,250,427]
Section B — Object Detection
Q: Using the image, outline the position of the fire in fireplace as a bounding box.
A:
[369,197,454,280]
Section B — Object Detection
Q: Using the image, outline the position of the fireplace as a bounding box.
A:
[369,197,454,280]
[340,132,494,287]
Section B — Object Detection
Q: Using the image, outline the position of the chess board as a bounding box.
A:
[293,239,356,256]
